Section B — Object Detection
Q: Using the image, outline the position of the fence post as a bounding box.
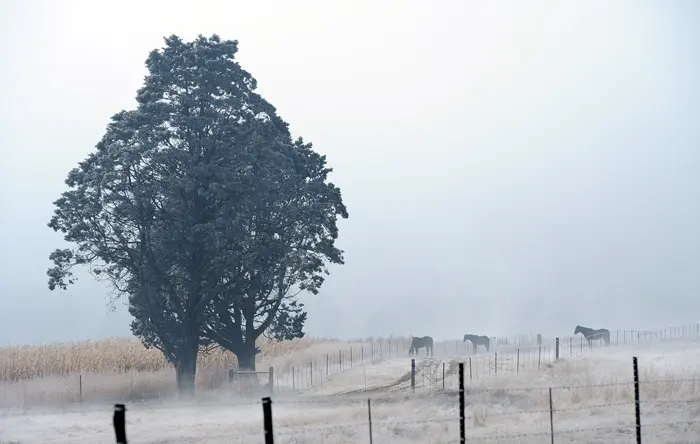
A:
[555,338,560,360]
[537,333,542,346]
[113,404,127,444]
[459,362,465,444]
[339,350,343,370]
[411,359,416,390]
[309,362,313,386]
[262,397,274,444]
[548,388,554,444]
[79,374,83,403]
[538,346,542,370]
[350,348,353,367]
[326,354,329,376]
[516,349,520,374]
[633,356,641,444]
[268,367,274,394]
[494,353,498,376]
[292,366,295,390]
[469,357,472,381]
[367,398,374,444]
[442,362,446,389]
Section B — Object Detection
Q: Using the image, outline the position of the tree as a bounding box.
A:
[202,137,348,370]
[47,34,348,395]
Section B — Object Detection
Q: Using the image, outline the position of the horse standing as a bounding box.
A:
[409,336,434,357]
[463,334,491,353]
[574,325,611,347]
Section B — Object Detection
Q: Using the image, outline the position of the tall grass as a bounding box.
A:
[0,336,326,381]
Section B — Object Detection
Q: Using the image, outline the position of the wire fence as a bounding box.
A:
[263,323,700,395]
[102,358,700,443]
[1,323,699,408]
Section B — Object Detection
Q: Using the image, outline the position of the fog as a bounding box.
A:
[1,0,698,346]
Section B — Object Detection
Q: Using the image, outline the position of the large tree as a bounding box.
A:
[46,34,347,396]
[202,137,348,370]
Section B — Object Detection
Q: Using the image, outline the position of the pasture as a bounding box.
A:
[1,327,699,443]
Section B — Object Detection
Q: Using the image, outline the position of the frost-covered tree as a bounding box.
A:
[47,34,347,395]
[202,136,347,370]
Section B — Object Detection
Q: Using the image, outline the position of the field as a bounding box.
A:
[1,328,700,443]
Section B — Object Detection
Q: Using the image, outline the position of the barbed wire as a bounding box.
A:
[645,399,700,405]
[461,424,634,442]
[5,379,699,415]
[273,417,700,442]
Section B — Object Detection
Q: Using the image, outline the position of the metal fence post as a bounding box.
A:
[459,362,465,443]
[633,357,641,444]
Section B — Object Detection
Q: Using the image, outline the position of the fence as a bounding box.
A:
[2,324,699,407]
[106,356,700,443]
[263,323,700,395]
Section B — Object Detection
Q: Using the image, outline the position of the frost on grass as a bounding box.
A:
[1,340,700,443]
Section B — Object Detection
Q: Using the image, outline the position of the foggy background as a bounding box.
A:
[1,1,698,346]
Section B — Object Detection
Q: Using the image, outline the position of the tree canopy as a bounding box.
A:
[47,34,348,395]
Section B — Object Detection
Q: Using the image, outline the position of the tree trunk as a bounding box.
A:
[175,338,199,398]
[237,343,257,371]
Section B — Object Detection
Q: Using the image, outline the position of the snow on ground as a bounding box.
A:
[2,339,700,443]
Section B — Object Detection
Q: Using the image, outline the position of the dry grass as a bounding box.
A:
[0,336,330,381]
[0,335,413,408]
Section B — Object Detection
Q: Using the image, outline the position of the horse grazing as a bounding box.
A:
[409,336,434,357]
[574,325,610,347]
[463,334,491,353]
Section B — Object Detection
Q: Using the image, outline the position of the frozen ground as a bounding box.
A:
[2,339,700,443]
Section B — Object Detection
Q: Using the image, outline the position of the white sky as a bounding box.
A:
[1,0,699,346]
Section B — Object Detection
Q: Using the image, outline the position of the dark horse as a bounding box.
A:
[463,334,491,353]
[574,325,611,347]
[409,336,434,357]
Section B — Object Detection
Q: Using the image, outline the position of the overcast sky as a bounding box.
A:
[1,1,698,346]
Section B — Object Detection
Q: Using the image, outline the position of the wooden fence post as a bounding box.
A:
[262,397,274,444]
[442,362,446,389]
[265,367,272,393]
[411,359,416,390]
[113,404,127,444]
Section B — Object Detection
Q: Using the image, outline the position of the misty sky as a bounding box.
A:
[1,1,699,346]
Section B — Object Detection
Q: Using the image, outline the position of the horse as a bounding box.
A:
[408,336,434,357]
[463,334,491,353]
[574,325,610,347]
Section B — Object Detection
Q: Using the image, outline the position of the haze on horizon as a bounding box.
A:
[0,0,698,347]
